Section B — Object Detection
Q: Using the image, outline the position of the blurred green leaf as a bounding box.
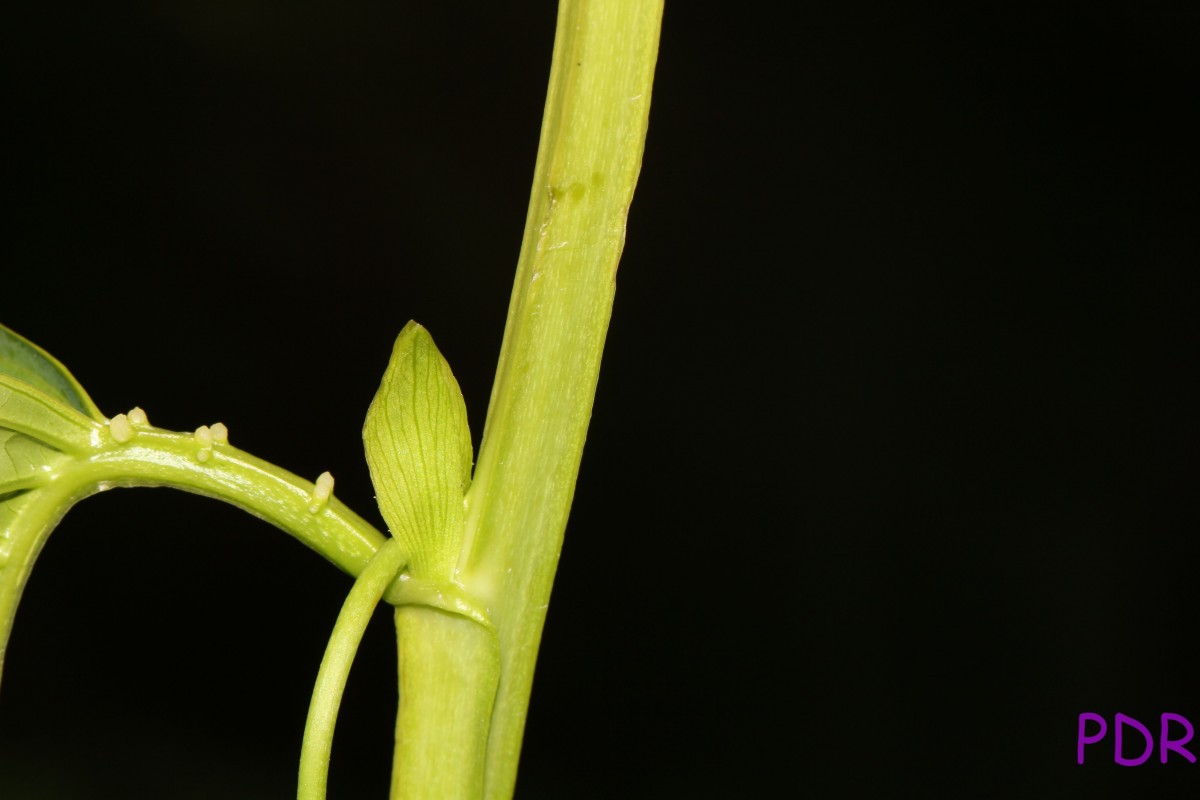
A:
[0,323,103,422]
[0,374,97,455]
[0,430,68,494]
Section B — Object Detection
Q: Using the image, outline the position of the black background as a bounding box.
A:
[2,2,1199,797]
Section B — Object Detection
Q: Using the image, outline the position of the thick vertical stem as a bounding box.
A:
[391,608,499,799]
[457,2,664,798]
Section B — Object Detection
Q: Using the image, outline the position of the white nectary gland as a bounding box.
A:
[194,425,214,462]
[309,470,335,514]
[109,414,134,443]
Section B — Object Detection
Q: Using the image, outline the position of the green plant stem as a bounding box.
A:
[454,1,664,797]
[299,537,408,800]
[0,476,91,684]
[81,428,387,573]
[391,607,499,800]
[1,423,389,686]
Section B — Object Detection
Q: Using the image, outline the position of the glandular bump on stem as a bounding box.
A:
[108,414,134,444]
[193,425,213,462]
[309,471,335,515]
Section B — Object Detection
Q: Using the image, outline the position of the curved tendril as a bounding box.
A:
[298,538,408,800]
